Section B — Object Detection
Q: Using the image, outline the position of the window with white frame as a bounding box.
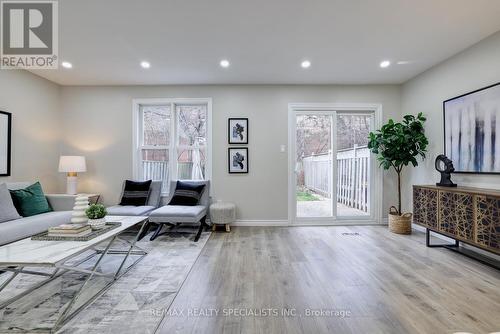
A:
[134,99,211,193]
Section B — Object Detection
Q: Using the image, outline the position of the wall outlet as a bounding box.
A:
[280,145,286,152]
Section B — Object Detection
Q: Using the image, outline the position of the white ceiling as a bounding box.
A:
[31,0,500,86]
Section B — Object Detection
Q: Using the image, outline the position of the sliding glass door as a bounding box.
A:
[290,107,375,223]
[336,113,372,218]
[295,114,334,218]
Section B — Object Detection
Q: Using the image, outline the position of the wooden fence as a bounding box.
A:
[303,154,331,197]
[337,146,370,212]
[302,146,370,212]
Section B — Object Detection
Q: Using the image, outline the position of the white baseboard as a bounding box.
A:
[292,220,385,226]
[233,219,387,227]
[232,220,289,226]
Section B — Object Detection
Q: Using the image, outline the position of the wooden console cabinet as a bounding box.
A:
[413,185,500,255]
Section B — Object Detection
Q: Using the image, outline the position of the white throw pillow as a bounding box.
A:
[0,183,21,223]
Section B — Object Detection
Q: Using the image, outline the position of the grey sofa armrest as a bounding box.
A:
[46,194,75,212]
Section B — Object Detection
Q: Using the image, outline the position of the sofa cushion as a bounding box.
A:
[106,205,156,216]
[0,183,21,223]
[119,180,152,206]
[149,205,207,223]
[9,182,52,217]
[0,211,72,245]
[166,180,210,207]
[168,181,206,206]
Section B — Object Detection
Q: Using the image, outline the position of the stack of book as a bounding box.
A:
[48,223,91,237]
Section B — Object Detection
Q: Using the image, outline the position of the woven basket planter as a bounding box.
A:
[388,206,412,235]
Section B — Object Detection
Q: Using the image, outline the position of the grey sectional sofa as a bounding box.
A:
[0,182,74,245]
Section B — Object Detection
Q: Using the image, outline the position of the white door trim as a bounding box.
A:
[288,103,384,225]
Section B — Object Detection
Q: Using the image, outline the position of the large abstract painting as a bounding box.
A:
[444,82,500,173]
[0,111,11,176]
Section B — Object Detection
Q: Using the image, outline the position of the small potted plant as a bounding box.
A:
[368,113,428,234]
[85,204,107,230]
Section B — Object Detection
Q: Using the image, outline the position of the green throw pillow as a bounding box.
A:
[9,182,52,217]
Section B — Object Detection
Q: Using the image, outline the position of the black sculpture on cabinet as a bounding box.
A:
[435,154,457,187]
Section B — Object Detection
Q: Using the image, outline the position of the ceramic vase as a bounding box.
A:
[71,195,89,224]
[88,218,106,230]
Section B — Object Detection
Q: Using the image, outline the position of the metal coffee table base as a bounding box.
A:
[0,221,148,333]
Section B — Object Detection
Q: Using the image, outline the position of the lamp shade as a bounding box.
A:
[58,156,87,173]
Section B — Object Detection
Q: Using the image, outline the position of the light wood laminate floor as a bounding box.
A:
[157,226,500,334]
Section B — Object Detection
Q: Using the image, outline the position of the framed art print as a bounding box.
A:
[0,111,11,176]
[228,118,248,144]
[228,147,248,173]
[444,82,500,173]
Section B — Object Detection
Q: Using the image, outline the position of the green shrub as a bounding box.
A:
[85,204,107,219]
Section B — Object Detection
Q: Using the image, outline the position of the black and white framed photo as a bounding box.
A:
[228,118,248,144]
[228,147,248,173]
[0,111,12,176]
[444,82,500,173]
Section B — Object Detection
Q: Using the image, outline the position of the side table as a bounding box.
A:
[210,201,235,232]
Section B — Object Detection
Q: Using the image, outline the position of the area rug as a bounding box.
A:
[0,228,211,333]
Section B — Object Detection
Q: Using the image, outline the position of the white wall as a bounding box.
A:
[401,31,500,210]
[60,85,401,221]
[0,70,61,192]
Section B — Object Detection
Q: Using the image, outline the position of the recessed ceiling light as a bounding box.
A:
[140,61,151,69]
[396,60,411,65]
[220,59,230,68]
[61,61,72,69]
[301,60,311,68]
[380,60,391,68]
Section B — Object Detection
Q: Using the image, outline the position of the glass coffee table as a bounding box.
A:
[0,215,148,332]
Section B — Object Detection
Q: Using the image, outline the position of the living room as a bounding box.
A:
[0,0,499,333]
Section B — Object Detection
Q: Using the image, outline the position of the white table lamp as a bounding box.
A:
[59,156,86,195]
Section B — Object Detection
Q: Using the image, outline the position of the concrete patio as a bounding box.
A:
[296,197,369,218]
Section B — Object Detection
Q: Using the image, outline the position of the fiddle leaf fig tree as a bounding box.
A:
[368,113,428,215]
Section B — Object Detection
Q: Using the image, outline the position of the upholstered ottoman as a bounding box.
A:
[210,201,235,232]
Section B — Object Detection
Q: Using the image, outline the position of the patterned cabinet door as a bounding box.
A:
[475,195,500,252]
[413,187,438,229]
[438,191,474,241]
